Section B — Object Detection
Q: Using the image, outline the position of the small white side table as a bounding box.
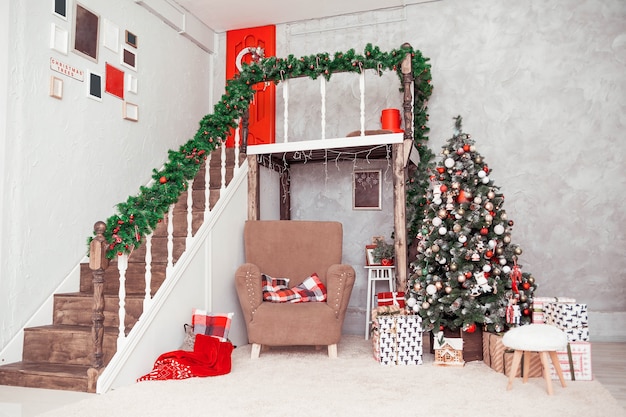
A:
[364,265,396,340]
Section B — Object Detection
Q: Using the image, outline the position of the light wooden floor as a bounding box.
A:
[592,342,626,410]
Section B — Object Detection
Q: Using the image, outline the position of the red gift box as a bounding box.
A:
[377,292,406,308]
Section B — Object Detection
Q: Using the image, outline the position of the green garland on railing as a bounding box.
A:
[90,43,434,259]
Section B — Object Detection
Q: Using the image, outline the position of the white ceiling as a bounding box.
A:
[172,0,431,33]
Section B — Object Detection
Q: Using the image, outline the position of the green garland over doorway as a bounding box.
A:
[91,43,434,258]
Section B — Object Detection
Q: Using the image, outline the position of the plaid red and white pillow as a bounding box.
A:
[191,309,234,341]
[262,274,300,302]
[291,273,327,303]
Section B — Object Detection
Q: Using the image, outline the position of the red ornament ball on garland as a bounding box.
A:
[466,323,477,333]
[463,144,470,152]
[522,282,531,290]
[159,176,167,184]
[440,184,448,193]
[480,227,489,235]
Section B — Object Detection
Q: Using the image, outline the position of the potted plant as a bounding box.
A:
[373,238,395,266]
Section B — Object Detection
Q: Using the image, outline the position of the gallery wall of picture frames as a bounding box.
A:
[49,0,139,121]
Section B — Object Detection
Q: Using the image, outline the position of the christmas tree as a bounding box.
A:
[406,116,537,333]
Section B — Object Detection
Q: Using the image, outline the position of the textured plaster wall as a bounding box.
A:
[274,0,626,338]
[0,1,212,350]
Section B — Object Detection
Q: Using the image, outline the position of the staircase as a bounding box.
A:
[0,148,244,392]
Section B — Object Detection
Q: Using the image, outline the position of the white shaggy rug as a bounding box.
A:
[39,335,624,417]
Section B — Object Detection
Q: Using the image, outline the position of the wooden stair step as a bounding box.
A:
[54,292,144,328]
[23,325,118,366]
[0,362,95,392]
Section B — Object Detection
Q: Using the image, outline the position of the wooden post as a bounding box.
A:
[247,155,260,220]
[392,46,414,292]
[89,221,109,369]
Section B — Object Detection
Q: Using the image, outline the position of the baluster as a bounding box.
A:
[220,142,227,193]
[117,253,128,349]
[89,221,109,369]
[144,232,153,311]
[186,178,194,247]
[204,152,211,220]
[283,79,289,142]
[360,70,365,136]
[166,204,174,276]
[320,77,326,140]
[234,119,241,174]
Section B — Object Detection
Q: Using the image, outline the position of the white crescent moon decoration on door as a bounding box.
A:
[235,46,265,72]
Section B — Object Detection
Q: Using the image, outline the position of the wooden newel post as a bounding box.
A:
[89,221,109,369]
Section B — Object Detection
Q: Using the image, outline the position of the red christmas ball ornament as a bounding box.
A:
[466,323,477,333]
[439,325,445,331]
[480,227,489,235]
[485,250,494,258]
[457,190,469,204]
[465,271,473,279]
[436,167,445,174]
[463,144,470,152]
[483,165,489,173]
[440,184,448,193]
[523,308,530,316]
[159,176,167,184]
[522,282,531,290]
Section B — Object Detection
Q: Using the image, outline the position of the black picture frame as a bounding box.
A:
[53,0,67,19]
[88,72,102,101]
[73,3,100,62]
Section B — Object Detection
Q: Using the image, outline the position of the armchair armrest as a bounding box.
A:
[235,263,264,324]
[325,264,356,318]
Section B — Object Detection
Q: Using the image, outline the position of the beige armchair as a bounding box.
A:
[235,220,356,358]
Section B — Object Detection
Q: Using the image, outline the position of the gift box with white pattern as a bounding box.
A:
[548,341,593,381]
[544,302,589,341]
[375,315,423,365]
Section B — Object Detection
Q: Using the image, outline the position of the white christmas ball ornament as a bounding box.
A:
[489,240,497,248]
[412,304,420,312]
[426,284,437,295]
[502,265,511,274]
[482,176,490,184]
[458,235,467,243]
[433,197,442,205]
[483,264,492,272]
[494,224,505,235]
[407,297,417,307]
[438,227,447,235]
[422,301,431,309]
[432,217,442,227]
[478,170,486,178]
[444,157,455,168]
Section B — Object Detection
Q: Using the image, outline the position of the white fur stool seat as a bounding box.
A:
[502,324,568,395]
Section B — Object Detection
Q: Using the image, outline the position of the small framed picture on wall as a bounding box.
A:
[73,3,100,62]
[353,170,382,210]
[53,0,67,20]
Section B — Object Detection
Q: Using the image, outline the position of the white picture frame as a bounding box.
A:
[121,47,137,71]
[123,101,138,121]
[87,71,103,101]
[50,23,69,55]
[126,73,137,94]
[49,76,63,99]
[102,18,119,53]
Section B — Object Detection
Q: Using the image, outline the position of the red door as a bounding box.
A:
[225,25,276,147]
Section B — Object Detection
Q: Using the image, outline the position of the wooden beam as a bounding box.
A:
[247,155,259,220]
[393,142,407,292]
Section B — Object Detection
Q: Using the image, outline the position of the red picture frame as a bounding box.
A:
[105,62,124,99]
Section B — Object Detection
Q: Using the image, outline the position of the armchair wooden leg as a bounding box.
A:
[328,344,337,358]
[251,343,261,359]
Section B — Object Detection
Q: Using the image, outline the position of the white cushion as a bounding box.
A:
[502,324,568,351]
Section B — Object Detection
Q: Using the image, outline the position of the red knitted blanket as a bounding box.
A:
[137,333,234,381]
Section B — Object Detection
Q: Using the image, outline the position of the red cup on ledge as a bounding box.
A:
[381,108,404,133]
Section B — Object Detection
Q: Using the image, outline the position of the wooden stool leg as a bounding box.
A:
[507,350,523,391]
[538,351,554,395]
[549,350,567,388]
[522,351,530,384]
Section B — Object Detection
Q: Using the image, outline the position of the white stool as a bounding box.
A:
[502,324,568,395]
[364,265,395,340]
